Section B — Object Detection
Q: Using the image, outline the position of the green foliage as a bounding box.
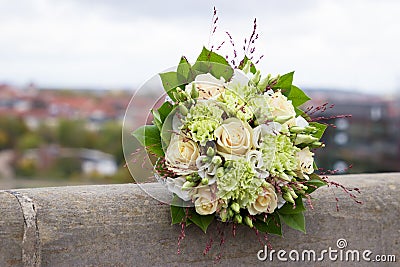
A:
[305,174,327,194]
[288,85,311,107]
[279,212,306,233]
[238,55,257,74]
[277,197,306,233]
[309,122,328,139]
[274,71,294,96]
[171,205,187,225]
[193,46,234,81]
[278,197,306,214]
[132,125,164,157]
[188,211,214,233]
[254,213,282,236]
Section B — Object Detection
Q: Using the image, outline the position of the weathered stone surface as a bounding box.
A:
[0,173,399,266]
[0,191,23,266]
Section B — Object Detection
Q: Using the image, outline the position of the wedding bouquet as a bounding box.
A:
[132,46,328,235]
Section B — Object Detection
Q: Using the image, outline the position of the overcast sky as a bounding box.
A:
[1,0,399,94]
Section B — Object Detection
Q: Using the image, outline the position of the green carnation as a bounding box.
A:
[248,95,273,125]
[184,101,224,144]
[218,90,253,121]
[216,159,264,208]
[260,133,300,178]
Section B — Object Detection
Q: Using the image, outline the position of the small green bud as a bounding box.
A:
[274,115,293,124]
[228,208,234,218]
[244,216,254,228]
[297,189,306,195]
[280,173,291,182]
[190,83,199,99]
[178,104,188,116]
[311,141,323,147]
[251,70,261,84]
[182,181,196,190]
[295,134,318,145]
[234,214,242,224]
[288,188,298,199]
[201,177,209,185]
[283,192,295,204]
[185,175,192,182]
[220,208,229,222]
[206,147,215,157]
[230,202,240,213]
[216,167,224,178]
[289,126,306,134]
[305,126,317,132]
[211,156,222,165]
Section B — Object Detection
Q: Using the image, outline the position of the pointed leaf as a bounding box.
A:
[305,174,327,194]
[188,211,214,233]
[193,47,234,81]
[238,55,257,74]
[170,205,186,225]
[254,213,282,236]
[309,122,327,139]
[177,56,195,83]
[279,212,306,233]
[288,85,311,107]
[132,125,164,156]
[274,71,294,96]
[278,197,306,214]
[157,101,174,122]
[159,71,186,101]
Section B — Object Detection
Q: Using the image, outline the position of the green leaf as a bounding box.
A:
[157,101,174,122]
[288,85,311,107]
[278,197,306,214]
[160,106,178,149]
[170,205,186,225]
[132,125,164,156]
[177,56,195,83]
[309,122,327,139]
[151,110,162,130]
[254,213,282,236]
[192,46,234,81]
[274,71,294,96]
[305,174,327,194]
[188,211,214,233]
[238,55,257,74]
[279,212,306,233]
[159,71,186,101]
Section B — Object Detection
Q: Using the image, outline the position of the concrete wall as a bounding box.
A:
[0,173,399,267]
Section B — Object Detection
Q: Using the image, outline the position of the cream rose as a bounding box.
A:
[296,147,314,175]
[192,186,218,215]
[186,73,225,100]
[214,118,252,159]
[165,134,200,175]
[267,90,296,125]
[247,184,278,215]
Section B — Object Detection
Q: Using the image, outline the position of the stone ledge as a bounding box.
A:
[0,173,399,267]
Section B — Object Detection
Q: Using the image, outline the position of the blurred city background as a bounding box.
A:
[1,0,399,189]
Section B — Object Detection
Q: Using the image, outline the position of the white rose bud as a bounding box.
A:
[247,183,278,215]
[267,90,296,126]
[192,186,218,215]
[185,73,225,100]
[214,118,253,159]
[165,134,200,175]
